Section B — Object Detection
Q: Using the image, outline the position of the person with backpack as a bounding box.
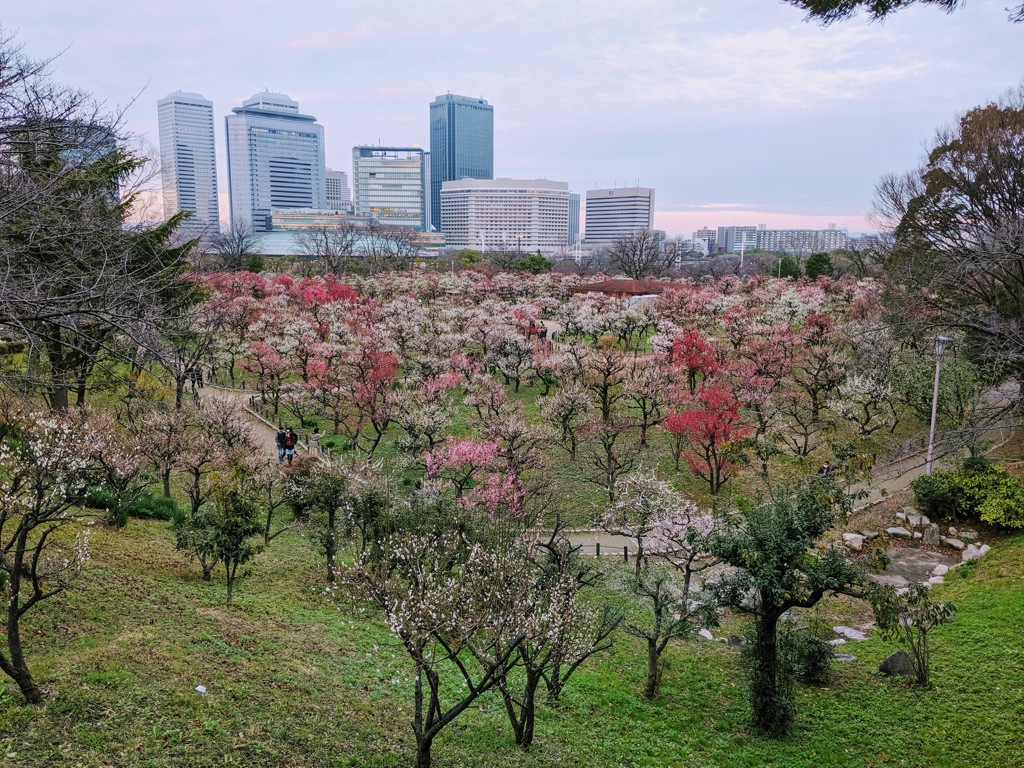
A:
[284,428,298,464]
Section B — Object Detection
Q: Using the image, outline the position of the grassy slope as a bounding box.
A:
[1,517,1022,768]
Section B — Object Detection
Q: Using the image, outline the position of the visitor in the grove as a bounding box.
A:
[308,427,321,457]
[284,428,298,464]
[275,426,287,464]
[817,461,832,476]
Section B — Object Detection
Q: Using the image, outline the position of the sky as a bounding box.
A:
[5,0,1022,236]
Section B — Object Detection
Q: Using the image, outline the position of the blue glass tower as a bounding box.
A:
[429,94,493,233]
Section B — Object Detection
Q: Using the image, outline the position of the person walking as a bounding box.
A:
[307,427,322,458]
[275,427,287,464]
[284,428,298,465]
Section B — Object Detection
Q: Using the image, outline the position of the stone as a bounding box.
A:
[948,526,958,537]
[887,526,913,539]
[960,530,978,542]
[861,530,879,541]
[922,524,942,546]
[833,626,867,641]
[698,629,714,641]
[843,533,865,551]
[724,635,745,648]
[895,511,908,521]
[907,513,931,528]
[913,532,923,540]
[942,538,965,550]
[879,650,916,677]
[868,547,958,589]
[828,638,846,646]
[932,564,949,576]
[833,653,857,661]
[962,544,990,562]
[928,576,945,585]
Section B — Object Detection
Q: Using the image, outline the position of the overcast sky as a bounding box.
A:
[6,0,1022,235]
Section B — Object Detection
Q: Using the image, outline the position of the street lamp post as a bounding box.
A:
[926,335,953,473]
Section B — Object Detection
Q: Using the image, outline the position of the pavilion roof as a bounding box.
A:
[569,279,679,296]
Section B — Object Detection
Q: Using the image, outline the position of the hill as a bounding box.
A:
[1,514,1022,767]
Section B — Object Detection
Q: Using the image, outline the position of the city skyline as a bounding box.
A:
[6,1,1022,236]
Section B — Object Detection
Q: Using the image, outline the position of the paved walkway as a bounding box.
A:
[205,383,309,463]
[209,376,1016,558]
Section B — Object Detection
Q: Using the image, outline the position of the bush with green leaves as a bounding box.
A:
[911,458,1024,528]
[910,471,966,520]
[788,630,834,685]
[126,493,181,521]
[83,485,117,510]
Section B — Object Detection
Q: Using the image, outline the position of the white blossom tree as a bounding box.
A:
[341,531,534,768]
[0,407,100,703]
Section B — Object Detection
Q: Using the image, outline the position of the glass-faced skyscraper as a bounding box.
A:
[225,92,326,231]
[158,91,219,231]
[429,94,493,233]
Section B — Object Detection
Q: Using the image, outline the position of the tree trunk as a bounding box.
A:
[752,609,784,734]
[415,738,434,768]
[520,671,539,747]
[642,637,660,700]
[225,561,236,605]
[325,508,337,582]
[162,468,172,499]
[3,572,43,704]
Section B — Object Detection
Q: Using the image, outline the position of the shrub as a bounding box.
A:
[789,632,834,685]
[911,460,1024,529]
[910,471,965,520]
[125,493,180,521]
[83,485,116,510]
[960,464,1024,528]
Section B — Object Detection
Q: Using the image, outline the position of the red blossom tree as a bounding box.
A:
[663,384,750,495]
[667,329,723,395]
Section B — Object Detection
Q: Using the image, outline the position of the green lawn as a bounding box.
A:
[1,514,1022,767]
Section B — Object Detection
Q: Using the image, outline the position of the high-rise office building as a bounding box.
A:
[583,187,655,244]
[429,94,494,232]
[352,146,426,230]
[440,178,569,251]
[325,168,351,211]
[568,192,581,246]
[158,91,219,231]
[225,92,326,231]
